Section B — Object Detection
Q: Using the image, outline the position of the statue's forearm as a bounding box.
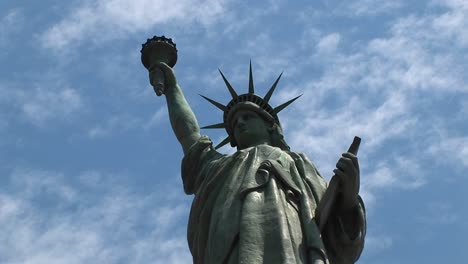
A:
[165,84,201,154]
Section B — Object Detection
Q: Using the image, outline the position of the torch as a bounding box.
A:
[141,35,178,96]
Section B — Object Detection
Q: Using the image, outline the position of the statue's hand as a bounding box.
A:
[149,62,178,95]
[333,152,360,212]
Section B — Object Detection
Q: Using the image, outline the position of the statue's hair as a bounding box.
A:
[268,122,290,151]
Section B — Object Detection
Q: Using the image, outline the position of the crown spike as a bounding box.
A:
[218,69,238,100]
[264,72,283,104]
[248,61,254,94]
[215,136,231,149]
[201,123,225,129]
[199,94,227,111]
[273,94,303,114]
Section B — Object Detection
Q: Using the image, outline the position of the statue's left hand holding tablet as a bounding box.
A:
[334,152,360,212]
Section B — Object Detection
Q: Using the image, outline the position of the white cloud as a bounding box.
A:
[312,0,403,17]
[40,0,228,51]
[342,0,403,16]
[10,168,77,202]
[287,89,416,176]
[363,18,467,92]
[22,87,83,126]
[295,1,467,96]
[0,194,20,220]
[365,165,395,188]
[0,82,84,128]
[461,99,468,116]
[363,156,425,190]
[0,168,192,264]
[364,234,393,255]
[433,0,468,10]
[143,107,167,130]
[428,136,468,168]
[0,9,23,48]
[88,107,166,138]
[316,33,341,54]
[415,202,459,225]
[431,1,468,48]
[88,114,140,138]
[351,155,425,213]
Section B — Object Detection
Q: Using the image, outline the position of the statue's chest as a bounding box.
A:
[234,144,294,170]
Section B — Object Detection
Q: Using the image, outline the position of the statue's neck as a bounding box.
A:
[237,141,271,151]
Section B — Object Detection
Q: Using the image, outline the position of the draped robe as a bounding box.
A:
[182,136,366,264]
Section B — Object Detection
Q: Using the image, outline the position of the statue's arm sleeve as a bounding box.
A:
[181,135,223,194]
[323,197,366,264]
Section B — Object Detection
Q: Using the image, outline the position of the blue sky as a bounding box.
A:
[0,0,467,263]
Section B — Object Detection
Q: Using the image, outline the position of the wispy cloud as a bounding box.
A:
[87,114,141,139]
[88,107,166,139]
[428,136,468,168]
[415,202,459,225]
[364,234,393,256]
[0,82,83,128]
[22,87,83,127]
[360,155,425,209]
[40,0,228,51]
[433,0,468,10]
[143,107,167,130]
[340,0,404,16]
[0,168,192,264]
[0,9,23,49]
[315,33,341,54]
[432,0,468,47]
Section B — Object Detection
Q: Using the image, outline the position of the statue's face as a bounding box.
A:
[232,109,271,149]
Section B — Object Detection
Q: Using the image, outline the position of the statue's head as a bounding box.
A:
[230,106,289,150]
[200,62,300,151]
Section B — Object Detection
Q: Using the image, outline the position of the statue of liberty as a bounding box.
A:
[141,37,366,264]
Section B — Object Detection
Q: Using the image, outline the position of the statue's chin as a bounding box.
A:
[236,131,271,149]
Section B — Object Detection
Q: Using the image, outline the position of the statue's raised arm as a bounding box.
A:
[149,62,201,154]
[141,36,201,154]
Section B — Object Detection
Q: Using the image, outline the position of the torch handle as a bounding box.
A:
[151,67,165,96]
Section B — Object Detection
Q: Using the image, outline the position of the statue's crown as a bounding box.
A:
[201,62,301,149]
